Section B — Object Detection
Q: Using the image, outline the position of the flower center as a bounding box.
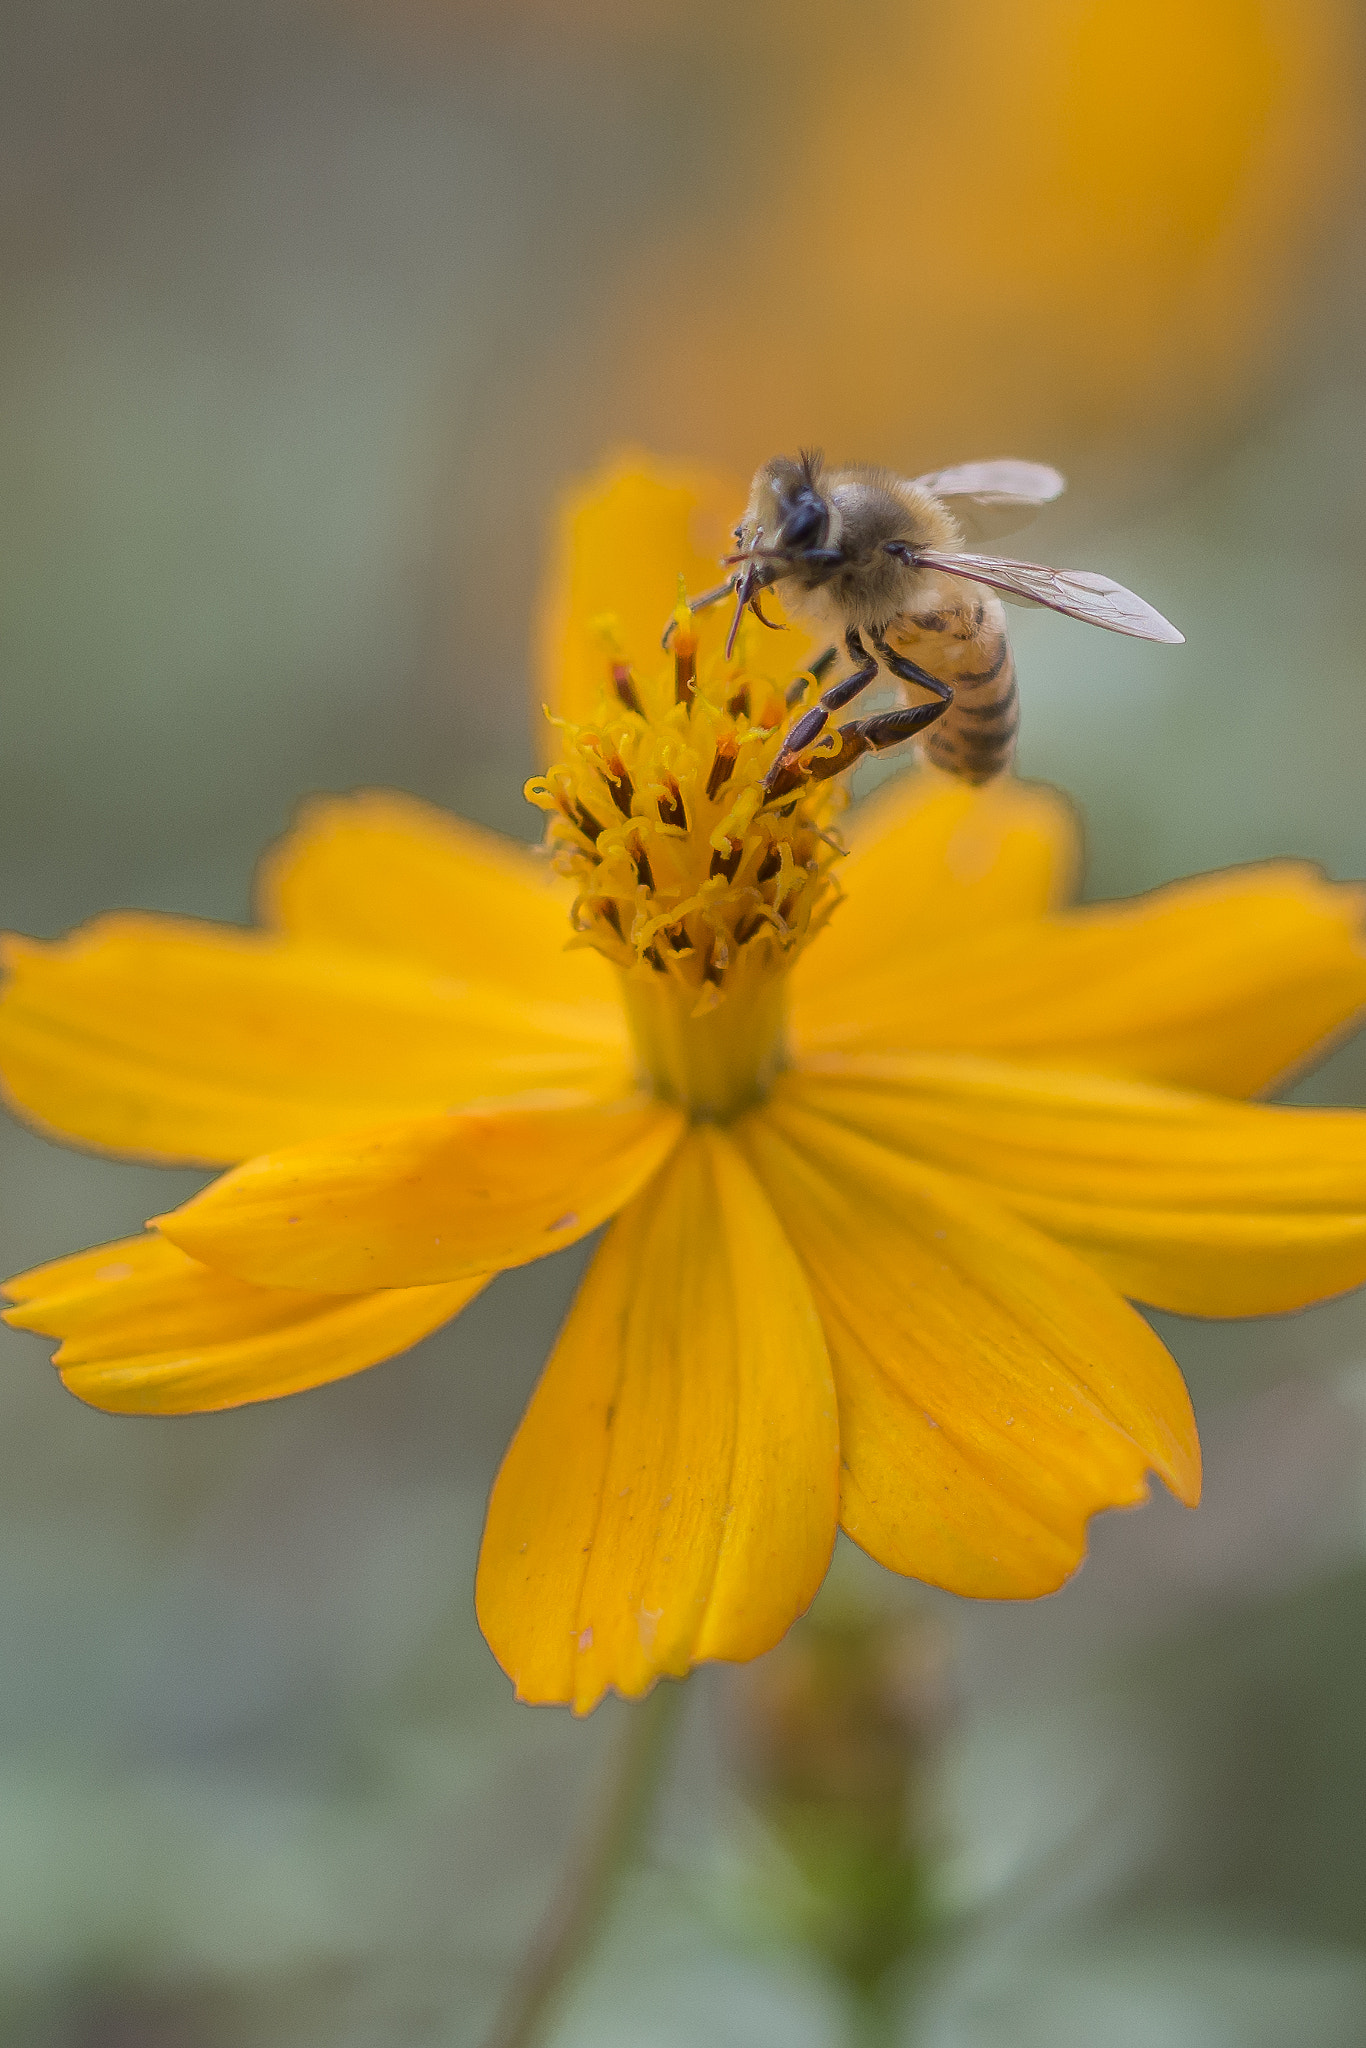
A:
[528,605,855,1119]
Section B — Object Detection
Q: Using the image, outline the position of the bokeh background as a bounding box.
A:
[3,1,1366,2041]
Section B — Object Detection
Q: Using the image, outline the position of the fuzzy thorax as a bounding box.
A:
[527,615,848,1119]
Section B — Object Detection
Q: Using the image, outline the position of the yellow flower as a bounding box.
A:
[6,458,1366,1716]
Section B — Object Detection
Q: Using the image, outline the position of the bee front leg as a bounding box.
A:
[660,572,739,649]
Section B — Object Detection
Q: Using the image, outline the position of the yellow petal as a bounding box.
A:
[157,1092,685,1290]
[534,452,742,745]
[788,1055,1366,1317]
[794,861,1366,1098]
[3,1233,479,1415]
[257,788,618,1010]
[0,914,631,1165]
[475,1127,838,1711]
[790,768,1079,1008]
[737,1092,1199,1600]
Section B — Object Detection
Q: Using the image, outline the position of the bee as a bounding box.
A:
[669,453,1182,797]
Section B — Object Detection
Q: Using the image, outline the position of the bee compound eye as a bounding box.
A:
[780,491,828,551]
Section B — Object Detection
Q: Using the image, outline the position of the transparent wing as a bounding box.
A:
[913,459,1066,541]
[917,549,1184,643]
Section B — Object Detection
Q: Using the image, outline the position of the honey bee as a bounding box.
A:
[669,453,1182,797]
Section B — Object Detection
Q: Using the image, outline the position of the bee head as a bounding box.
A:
[741,450,832,562]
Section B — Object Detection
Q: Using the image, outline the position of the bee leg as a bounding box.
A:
[859,699,952,753]
[661,573,739,649]
[764,627,879,795]
[869,629,955,716]
[806,691,954,788]
[794,647,958,790]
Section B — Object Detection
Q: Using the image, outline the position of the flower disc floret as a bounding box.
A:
[528,615,848,1016]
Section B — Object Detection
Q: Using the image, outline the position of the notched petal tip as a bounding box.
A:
[785,1054,1366,1323]
[737,1093,1201,1603]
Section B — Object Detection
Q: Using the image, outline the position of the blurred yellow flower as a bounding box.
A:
[587,0,1359,468]
[6,458,1366,1713]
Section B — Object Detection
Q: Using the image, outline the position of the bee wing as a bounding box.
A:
[912,459,1066,541]
[917,549,1184,644]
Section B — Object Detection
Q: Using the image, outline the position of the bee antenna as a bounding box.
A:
[797,447,824,486]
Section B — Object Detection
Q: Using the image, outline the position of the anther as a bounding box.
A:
[603,753,634,817]
[632,841,655,890]
[657,776,687,831]
[709,841,742,882]
[703,935,729,985]
[727,683,750,719]
[599,899,624,938]
[673,626,697,706]
[756,844,783,884]
[706,738,737,801]
[611,663,642,714]
[564,797,603,844]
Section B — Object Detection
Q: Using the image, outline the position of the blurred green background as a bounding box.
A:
[3,1,1366,2041]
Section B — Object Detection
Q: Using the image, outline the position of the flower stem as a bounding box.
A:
[483,1681,685,2048]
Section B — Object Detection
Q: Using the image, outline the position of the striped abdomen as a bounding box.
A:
[889,594,1019,784]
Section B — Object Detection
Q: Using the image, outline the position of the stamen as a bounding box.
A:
[657,776,687,831]
[564,796,603,844]
[671,590,697,705]
[612,663,642,714]
[706,738,737,801]
[590,613,644,715]
[603,753,635,817]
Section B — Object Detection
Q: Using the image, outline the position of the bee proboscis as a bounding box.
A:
[667,454,1182,797]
